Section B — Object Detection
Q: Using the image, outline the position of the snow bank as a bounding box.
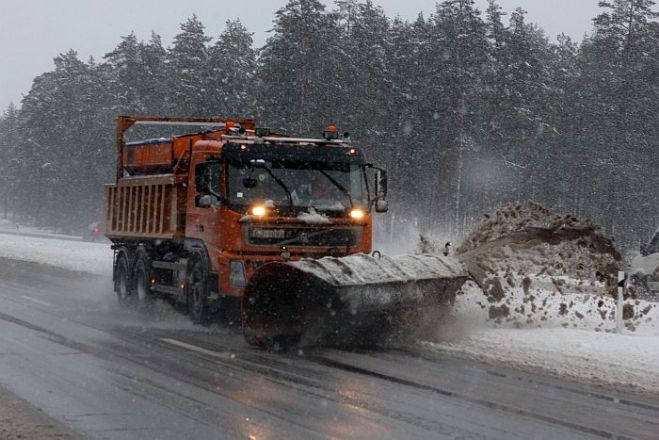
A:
[423,281,659,392]
[453,202,652,327]
[0,218,83,241]
[420,202,659,393]
[424,325,659,394]
[0,233,112,276]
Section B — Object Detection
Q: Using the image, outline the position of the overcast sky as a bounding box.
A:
[0,0,603,111]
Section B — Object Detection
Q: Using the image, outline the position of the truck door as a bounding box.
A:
[188,160,224,243]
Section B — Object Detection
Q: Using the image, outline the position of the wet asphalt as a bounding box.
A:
[0,258,657,440]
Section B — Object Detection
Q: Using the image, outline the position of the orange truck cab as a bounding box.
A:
[104,116,388,324]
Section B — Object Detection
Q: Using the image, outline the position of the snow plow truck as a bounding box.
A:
[104,116,468,347]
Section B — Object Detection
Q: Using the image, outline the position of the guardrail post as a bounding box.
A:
[616,271,626,334]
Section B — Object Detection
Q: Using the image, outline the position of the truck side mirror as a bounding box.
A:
[375,169,388,200]
[365,164,388,211]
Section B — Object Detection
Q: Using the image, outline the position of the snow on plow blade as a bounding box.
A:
[242,253,469,347]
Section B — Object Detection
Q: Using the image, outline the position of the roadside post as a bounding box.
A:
[616,271,626,334]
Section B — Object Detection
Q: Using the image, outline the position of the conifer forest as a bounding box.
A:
[0,0,657,250]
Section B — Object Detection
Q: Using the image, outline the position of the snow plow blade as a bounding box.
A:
[241,253,469,347]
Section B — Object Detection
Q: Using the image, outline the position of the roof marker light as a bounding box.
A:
[323,125,340,140]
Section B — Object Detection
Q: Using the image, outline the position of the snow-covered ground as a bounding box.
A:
[425,327,659,394]
[0,217,84,241]
[0,232,111,275]
[425,280,659,394]
[0,229,657,394]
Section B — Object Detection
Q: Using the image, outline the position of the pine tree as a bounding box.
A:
[16,50,112,229]
[140,32,169,114]
[334,0,390,140]
[0,104,20,220]
[503,8,554,203]
[432,0,488,233]
[257,0,339,134]
[104,32,144,113]
[206,20,257,117]
[584,0,659,241]
[481,0,507,141]
[544,34,581,212]
[167,15,212,116]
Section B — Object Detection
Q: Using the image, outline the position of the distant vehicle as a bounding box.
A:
[84,222,103,241]
[630,228,659,295]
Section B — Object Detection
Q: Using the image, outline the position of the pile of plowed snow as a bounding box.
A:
[419,202,659,393]
[450,202,655,332]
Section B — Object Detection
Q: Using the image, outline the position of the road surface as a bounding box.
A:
[0,258,657,439]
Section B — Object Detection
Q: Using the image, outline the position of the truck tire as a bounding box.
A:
[242,325,267,348]
[187,252,210,325]
[115,253,134,306]
[134,249,154,309]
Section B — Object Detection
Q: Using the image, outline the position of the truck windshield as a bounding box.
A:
[227,160,365,211]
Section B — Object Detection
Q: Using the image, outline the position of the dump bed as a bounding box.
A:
[105,174,186,240]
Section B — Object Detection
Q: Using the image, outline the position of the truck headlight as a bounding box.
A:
[251,205,267,217]
[350,209,365,220]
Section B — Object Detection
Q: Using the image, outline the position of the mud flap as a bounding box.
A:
[241,253,469,348]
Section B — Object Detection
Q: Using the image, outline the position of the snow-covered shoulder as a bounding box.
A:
[422,275,659,394]
[0,233,112,276]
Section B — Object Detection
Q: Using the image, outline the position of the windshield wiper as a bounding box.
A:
[319,170,353,209]
[249,162,294,208]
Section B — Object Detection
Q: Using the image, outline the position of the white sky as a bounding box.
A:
[0,0,603,111]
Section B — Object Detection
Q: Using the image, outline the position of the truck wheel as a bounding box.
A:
[134,252,154,309]
[242,325,267,348]
[187,253,210,325]
[115,253,134,306]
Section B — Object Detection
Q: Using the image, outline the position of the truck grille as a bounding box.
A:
[247,227,359,247]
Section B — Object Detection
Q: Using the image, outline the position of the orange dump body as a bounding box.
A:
[105,174,187,240]
[106,119,236,240]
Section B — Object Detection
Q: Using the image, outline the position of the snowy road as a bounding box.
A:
[0,259,657,439]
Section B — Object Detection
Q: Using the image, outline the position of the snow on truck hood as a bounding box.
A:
[297,208,332,224]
